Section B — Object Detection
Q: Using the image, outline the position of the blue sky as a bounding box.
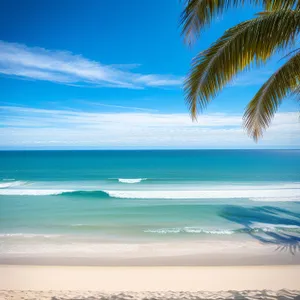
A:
[0,0,299,149]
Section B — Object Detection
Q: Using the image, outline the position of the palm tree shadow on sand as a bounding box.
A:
[219,205,300,255]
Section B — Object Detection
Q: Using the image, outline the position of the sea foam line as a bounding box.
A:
[0,189,75,195]
[104,189,300,200]
[0,181,26,188]
[0,183,299,200]
[118,178,147,183]
[144,228,234,235]
[144,225,300,235]
[0,233,61,238]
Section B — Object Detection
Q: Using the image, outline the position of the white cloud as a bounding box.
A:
[77,101,159,112]
[0,41,182,89]
[0,106,299,149]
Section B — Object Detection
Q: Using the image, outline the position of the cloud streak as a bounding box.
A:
[78,101,159,112]
[0,41,182,89]
[1,105,299,149]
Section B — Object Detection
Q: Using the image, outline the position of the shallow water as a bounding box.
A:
[0,150,299,257]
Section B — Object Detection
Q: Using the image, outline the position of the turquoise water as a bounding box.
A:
[0,150,300,257]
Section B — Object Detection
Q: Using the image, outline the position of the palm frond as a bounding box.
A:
[264,0,300,10]
[293,85,300,97]
[181,0,249,45]
[243,52,300,141]
[181,0,299,45]
[185,10,300,119]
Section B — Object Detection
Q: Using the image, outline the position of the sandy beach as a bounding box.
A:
[0,265,300,299]
[1,0,300,298]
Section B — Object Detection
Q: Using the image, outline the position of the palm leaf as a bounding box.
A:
[184,9,300,118]
[265,0,300,10]
[243,52,300,141]
[293,85,300,97]
[181,0,251,45]
[181,0,300,45]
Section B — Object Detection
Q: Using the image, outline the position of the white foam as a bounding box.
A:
[0,189,74,195]
[145,228,181,234]
[0,233,61,238]
[118,178,146,183]
[190,229,234,235]
[144,227,234,235]
[249,197,300,202]
[0,181,26,188]
[250,223,300,232]
[0,182,299,200]
[104,188,300,200]
[144,225,300,235]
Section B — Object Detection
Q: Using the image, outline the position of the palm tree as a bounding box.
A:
[181,0,300,141]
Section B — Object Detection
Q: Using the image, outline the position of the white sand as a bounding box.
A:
[0,265,300,292]
[2,239,300,266]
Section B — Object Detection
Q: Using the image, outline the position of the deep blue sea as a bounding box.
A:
[0,150,300,258]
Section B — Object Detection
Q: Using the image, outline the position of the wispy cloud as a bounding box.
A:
[0,41,183,89]
[1,105,299,149]
[79,101,159,112]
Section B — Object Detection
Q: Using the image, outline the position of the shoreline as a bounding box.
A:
[1,252,300,266]
[1,265,300,291]
[1,239,300,266]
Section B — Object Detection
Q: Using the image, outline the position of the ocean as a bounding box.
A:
[0,150,300,260]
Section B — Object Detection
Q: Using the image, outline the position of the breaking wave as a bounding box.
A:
[0,181,299,201]
[0,189,111,197]
[118,178,147,184]
[0,188,299,201]
[104,189,300,201]
[0,189,74,195]
[59,190,110,198]
[0,180,26,188]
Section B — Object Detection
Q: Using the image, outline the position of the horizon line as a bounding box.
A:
[0,148,299,151]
